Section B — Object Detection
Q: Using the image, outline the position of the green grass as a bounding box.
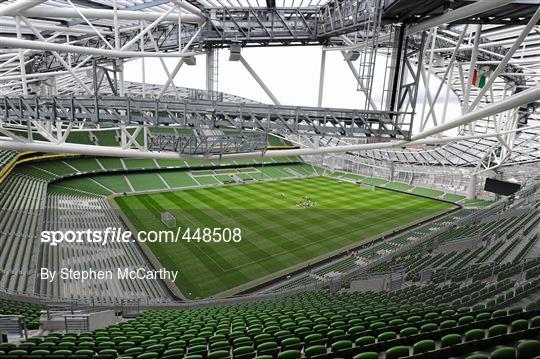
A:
[115,177,455,299]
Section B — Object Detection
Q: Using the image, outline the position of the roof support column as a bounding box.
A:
[317,48,326,107]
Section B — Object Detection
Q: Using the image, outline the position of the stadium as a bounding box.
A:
[0,0,539,358]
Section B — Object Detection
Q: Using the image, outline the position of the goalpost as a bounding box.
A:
[161,212,176,229]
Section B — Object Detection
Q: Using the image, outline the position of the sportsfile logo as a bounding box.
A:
[40,228,132,246]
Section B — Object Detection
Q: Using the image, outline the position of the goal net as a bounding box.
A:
[161,212,176,229]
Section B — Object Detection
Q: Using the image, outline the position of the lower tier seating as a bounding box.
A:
[0,285,539,358]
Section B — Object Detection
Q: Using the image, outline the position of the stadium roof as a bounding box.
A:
[0,0,539,175]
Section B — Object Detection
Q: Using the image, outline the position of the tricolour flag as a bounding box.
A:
[471,68,486,88]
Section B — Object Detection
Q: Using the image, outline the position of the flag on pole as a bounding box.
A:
[471,68,486,88]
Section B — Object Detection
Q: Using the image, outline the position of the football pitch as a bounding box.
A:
[114,176,455,299]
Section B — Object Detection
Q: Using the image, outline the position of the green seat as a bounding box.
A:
[369,321,385,330]
[398,327,417,339]
[441,334,461,348]
[517,340,540,359]
[377,331,396,341]
[464,329,484,341]
[305,334,325,346]
[475,312,491,321]
[305,345,326,358]
[355,336,375,347]
[492,310,507,318]
[488,324,507,337]
[327,329,345,341]
[511,319,528,332]
[348,325,365,335]
[530,316,540,328]
[440,319,457,329]
[233,346,254,358]
[491,347,516,359]
[458,316,474,325]
[420,323,437,333]
[277,349,301,359]
[389,319,404,327]
[281,337,301,350]
[257,341,278,356]
[406,315,422,323]
[332,339,352,352]
[385,346,409,359]
[413,340,435,354]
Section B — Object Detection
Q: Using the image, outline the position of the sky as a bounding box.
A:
[124,46,462,135]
